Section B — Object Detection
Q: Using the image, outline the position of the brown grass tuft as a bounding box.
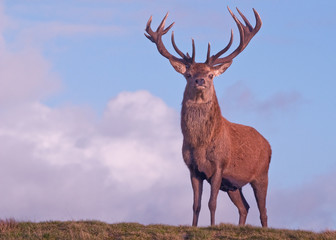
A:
[0,219,17,233]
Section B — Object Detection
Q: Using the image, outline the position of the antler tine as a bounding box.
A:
[206,29,233,65]
[228,6,244,50]
[163,22,175,34]
[157,12,168,32]
[145,13,196,64]
[157,12,175,35]
[215,29,233,59]
[171,31,187,59]
[209,7,262,66]
[206,43,211,63]
[191,39,195,63]
[236,8,253,31]
[145,13,185,62]
[252,8,262,33]
[144,16,155,42]
[171,31,196,64]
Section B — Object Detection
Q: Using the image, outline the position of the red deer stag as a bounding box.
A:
[145,7,271,227]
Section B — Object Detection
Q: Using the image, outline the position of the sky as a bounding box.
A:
[0,0,336,232]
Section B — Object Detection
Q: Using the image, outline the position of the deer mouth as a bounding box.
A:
[195,86,206,93]
[195,85,206,90]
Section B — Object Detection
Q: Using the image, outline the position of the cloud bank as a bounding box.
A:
[0,90,188,224]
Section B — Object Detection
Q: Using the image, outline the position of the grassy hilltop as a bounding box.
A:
[0,219,335,240]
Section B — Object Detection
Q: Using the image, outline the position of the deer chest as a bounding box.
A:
[181,103,215,147]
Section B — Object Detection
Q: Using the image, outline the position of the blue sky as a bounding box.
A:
[0,0,336,231]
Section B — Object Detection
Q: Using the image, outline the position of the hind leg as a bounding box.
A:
[227,188,250,225]
[251,178,268,227]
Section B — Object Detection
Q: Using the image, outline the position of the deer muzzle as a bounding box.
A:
[195,78,206,89]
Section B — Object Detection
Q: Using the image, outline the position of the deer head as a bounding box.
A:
[145,7,262,103]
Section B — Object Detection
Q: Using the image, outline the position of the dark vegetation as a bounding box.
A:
[0,219,335,240]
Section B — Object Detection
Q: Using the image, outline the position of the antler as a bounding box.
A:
[145,8,262,67]
[206,7,262,66]
[145,13,195,64]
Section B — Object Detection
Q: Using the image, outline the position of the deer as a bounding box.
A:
[145,7,271,227]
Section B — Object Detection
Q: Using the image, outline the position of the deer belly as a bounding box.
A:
[220,175,249,191]
[220,178,238,191]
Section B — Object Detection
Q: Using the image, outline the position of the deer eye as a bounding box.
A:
[208,74,214,79]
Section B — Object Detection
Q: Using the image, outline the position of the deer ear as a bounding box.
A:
[212,61,232,77]
[169,58,187,74]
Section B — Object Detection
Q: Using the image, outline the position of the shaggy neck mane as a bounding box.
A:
[181,93,222,147]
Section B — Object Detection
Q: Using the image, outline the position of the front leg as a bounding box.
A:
[208,170,222,226]
[190,171,203,226]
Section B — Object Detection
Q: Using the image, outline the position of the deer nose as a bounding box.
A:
[195,78,205,86]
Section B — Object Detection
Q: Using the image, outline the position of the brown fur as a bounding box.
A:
[144,9,270,227]
[176,62,271,227]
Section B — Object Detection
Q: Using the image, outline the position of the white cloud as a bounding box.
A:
[98,90,183,191]
[0,90,190,223]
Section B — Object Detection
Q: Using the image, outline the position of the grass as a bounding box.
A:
[0,219,335,240]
